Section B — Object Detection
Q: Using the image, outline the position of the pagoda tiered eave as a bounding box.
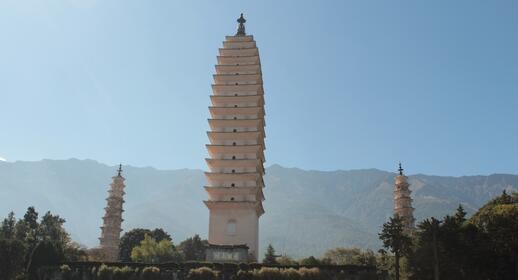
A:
[209,106,265,118]
[204,200,264,216]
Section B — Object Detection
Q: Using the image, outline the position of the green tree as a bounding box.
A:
[23,207,38,231]
[262,244,278,265]
[470,191,518,279]
[299,255,321,266]
[0,239,26,280]
[276,255,297,266]
[0,212,17,239]
[178,234,207,261]
[119,228,172,262]
[26,241,64,280]
[130,234,181,263]
[406,193,518,280]
[38,211,70,245]
[379,215,412,280]
[323,247,377,266]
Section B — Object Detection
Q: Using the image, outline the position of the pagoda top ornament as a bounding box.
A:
[117,164,123,177]
[398,162,404,176]
[236,13,246,36]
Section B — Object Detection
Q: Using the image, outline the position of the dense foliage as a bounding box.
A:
[0,206,86,280]
[384,191,518,280]
[262,244,278,265]
[379,215,412,280]
[131,234,182,263]
[119,228,172,262]
[178,234,208,261]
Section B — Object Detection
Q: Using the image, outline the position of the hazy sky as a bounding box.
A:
[1,0,517,176]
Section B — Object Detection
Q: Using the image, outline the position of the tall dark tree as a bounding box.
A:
[379,215,412,280]
[262,244,278,265]
[23,207,38,231]
[38,211,69,245]
[26,241,64,280]
[0,212,16,239]
[0,239,26,280]
[470,191,518,280]
[178,234,208,261]
[407,192,518,280]
[419,218,441,280]
[119,228,173,262]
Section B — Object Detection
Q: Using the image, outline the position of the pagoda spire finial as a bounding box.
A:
[398,162,404,176]
[236,13,246,36]
[117,164,123,177]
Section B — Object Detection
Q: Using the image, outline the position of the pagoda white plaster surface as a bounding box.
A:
[98,167,126,261]
[204,30,266,261]
[394,166,416,233]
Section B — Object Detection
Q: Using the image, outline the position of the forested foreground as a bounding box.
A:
[0,191,516,280]
[379,191,518,280]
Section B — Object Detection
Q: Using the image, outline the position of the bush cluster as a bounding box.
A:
[230,267,326,280]
[54,264,376,280]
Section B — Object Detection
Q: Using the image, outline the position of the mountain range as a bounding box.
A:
[0,159,516,257]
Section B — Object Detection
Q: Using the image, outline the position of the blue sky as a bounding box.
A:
[0,0,517,176]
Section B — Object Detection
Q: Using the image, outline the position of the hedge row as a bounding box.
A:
[60,265,374,280]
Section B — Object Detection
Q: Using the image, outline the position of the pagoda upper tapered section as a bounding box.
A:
[204,27,266,261]
[98,165,126,261]
[394,164,415,233]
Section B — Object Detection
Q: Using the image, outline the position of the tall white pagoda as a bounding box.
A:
[98,164,126,261]
[394,163,415,233]
[204,14,266,262]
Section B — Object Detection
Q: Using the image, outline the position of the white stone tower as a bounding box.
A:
[204,14,266,261]
[394,163,415,233]
[99,164,126,261]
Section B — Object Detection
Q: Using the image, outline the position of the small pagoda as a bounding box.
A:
[394,163,415,233]
[98,164,126,261]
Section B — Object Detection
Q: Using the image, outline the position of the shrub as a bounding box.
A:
[122,266,136,280]
[256,267,282,280]
[113,266,135,280]
[233,270,254,280]
[60,265,72,280]
[298,267,322,280]
[282,268,300,280]
[238,263,250,271]
[98,264,114,280]
[140,267,160,280]
[187,267,218,280]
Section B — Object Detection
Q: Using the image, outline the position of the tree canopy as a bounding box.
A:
[130,234,182,263]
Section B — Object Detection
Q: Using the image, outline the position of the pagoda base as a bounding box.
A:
[205,244,250,262]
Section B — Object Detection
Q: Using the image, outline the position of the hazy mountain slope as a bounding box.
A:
[0,159,516,258]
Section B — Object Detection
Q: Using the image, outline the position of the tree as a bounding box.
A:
[119,228,173,262]
[131,234,181,263]
[418,218,441,280]
[470,191,518,280]
[0,212,16,239]
[379,215,412,280]
[23,207,38,231]
[26,241,64,280]
[0,239,26,280]
[64,242,88,261]
[323,247,377,266]
[178,234,207,261]
[276,255,297,266]
[262,244,278,265]
[38,211,70,245]
[299,255,321,266]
